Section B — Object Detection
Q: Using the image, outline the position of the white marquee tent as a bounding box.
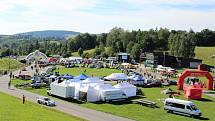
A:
[114,82,136,97]
[104,73,128,81]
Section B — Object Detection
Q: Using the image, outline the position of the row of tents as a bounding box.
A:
[48,76,137,102]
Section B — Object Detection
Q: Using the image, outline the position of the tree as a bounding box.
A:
[168,31,196,58]
[78,48,83,56]
[94,46,102,56]
[126,41,134,53]
[106,27,124,52]
[131,43,141,61]
[82,52,89,59]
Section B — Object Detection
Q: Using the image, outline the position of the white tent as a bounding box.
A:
[73,78,104,100]
[104,73,128,81]
[93,84,127,101]
[114,82,136,97]
[82,77,104,84]
[86,85,100,102]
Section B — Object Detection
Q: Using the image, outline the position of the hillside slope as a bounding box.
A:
[15,30,80,38]
[195,46,215,66]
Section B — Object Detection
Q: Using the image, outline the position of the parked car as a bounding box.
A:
[30,81,45,88]
[168,80,177,85]
[144,79,162,87]
[164,98,201,117]
[37,97,56,106]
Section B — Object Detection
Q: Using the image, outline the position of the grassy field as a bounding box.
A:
[12,78,215,121]
[195,46,215,66]
[0,58,22,73]
[0,92,84,121]
[54,67,121,77]
[72,48,96,57]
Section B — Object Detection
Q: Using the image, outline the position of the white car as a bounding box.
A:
[37,97,56,106]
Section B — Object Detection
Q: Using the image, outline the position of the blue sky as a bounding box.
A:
[0,0,215,34]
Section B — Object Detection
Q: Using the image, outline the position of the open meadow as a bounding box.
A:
[12,67,215,121]
[0,92,84,121]
[195,46,215,66]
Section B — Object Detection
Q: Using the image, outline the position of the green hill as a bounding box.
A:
[72,48,96,57]
[15,30,80,38]
[195,46,215,66]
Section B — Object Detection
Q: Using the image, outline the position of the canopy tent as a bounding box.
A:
[82,77,104,83]
[133,75,144,81]
[49,75,57,78]
[60,74,73,79]
[114,82,136,97]
[92,83,127,101]
[60,79,82,85]
[128,74,144,85]
[74,73,88,80]
[104,73,128,81]
[76,78,104,92]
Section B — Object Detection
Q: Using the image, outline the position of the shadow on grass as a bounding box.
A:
[90,96,146,105]
[50,95,86,104]
[169,112,209,120]
[197,98,213,102]
[203,91,215,94]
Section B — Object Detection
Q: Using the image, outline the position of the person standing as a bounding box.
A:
[23,95,26,104]
[10,72,12,79]
[8,80,11,89]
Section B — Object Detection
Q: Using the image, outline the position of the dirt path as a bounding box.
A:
[0,67,133,121]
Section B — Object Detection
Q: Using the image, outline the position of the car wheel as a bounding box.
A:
[167,110,172,113]
[37,100,41,104]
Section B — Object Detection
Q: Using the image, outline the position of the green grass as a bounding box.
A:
[54,67,121,77]
[0,58,22,72]
[72,48,96,57]
[81,86,215,121]
[195,46,215,66]
[13,79,215,120]
[0,92,84,121]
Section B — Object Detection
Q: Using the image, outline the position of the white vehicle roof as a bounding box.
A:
[165,98,194,105]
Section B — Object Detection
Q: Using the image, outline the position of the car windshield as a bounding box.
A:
[190,105,198,110]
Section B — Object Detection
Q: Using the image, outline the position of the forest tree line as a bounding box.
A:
[0,28,215,61]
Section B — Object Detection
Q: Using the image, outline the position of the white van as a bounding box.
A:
[164,98,201,117]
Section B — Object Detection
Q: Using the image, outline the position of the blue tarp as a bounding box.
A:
[74,73,88,80]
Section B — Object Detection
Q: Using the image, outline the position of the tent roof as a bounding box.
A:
[82,77,104,83]
[49,75,57,78]
[60,74,73,79]
[74,73,88,80]
[114,82,136,88]
[94,84,120,91]
[104,73,127,81]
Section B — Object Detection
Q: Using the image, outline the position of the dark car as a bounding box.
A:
[168,80,177,85]
[143,79,162,87]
